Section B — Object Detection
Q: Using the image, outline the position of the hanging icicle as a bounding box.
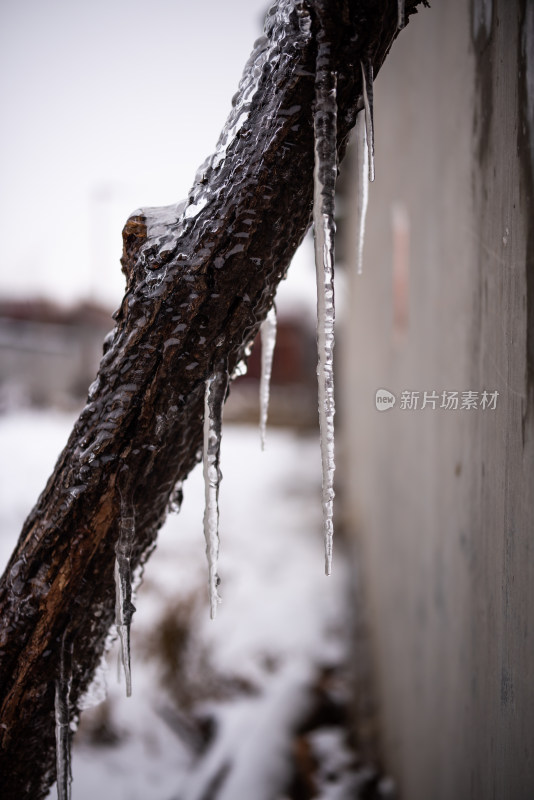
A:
[355,111,369,275]
[203,365,228,618]
[259,306,277,450]
[55,632,73,800]
[114,491,136,697]
[313,42,337,576]
[360,60,375,182]
[397,0,406,29]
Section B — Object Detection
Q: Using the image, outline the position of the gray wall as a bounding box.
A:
[340,1,534,798]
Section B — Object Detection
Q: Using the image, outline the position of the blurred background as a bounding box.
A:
[1,1,534,799]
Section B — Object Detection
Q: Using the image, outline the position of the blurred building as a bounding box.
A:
[226,313,318,429]
[0,299,113,410]
[339,2,534,799]
[0,297,317,428]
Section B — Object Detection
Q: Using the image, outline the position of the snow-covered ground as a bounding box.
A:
[0,410,387,799]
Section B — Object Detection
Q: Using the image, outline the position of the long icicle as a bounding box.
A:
[356,111,369,275]
[313,43,337,576]
[360,60,375,182]
[259,306,277,450]
[203,366,228,618]
[115,491,136,697]
[55,632,73,800]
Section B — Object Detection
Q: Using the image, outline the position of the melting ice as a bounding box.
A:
[355,112,369,275]
[259,306,277,450]
[312,49,337,576]
[360,61,375,183]
[203,368,228,618]
[55,634,72,800]
[114,496,136,696]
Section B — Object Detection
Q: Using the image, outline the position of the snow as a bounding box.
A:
[259,306,277,450]
[0,411,76,572]
[0,410,355,799]
[313,56,337,576]
[181,663,313,800]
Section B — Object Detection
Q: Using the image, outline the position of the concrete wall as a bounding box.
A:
[340,1,534,798]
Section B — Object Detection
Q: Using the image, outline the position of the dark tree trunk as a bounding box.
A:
[0,1,424,796]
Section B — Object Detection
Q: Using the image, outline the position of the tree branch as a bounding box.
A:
[0,1,424,796]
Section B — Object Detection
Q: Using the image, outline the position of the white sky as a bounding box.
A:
[0,0,316,312]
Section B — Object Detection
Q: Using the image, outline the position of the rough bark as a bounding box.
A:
[0,1,424,796]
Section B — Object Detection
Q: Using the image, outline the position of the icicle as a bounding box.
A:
[259,306,277,450]
[116,646,122,684]
[313,44,337,576]
[114,492,136,697]
[203,366,228,618]
[397,0,406,29]
[55,632,72,800]
[355,112,369,275]
[360,60,375,182]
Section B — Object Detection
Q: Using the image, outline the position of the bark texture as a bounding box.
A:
[0,1,424,796]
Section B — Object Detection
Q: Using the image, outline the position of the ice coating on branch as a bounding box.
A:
[203,367,228,618]
[398,0,406,29]
[131,0,312,275]
[313,46,337,576]
[356,112,369,275]
[360,60,375,182]
[231,338,254,380]
[259,306,277,450]
[55,634,72,800]
[114,493,136,697]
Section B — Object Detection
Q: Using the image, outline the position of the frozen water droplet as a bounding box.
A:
[88,377,100,400]
[55,633,72,800]
[231,336,256,380]
[203,366,228,618]
[502,227,509,246]
[114,496,136,697]
[361,60,375,182]
[168,481,184,513]
[313,46,337,575]
[232,359,249,379]
[259,306,277,450]
[355,112,369,275]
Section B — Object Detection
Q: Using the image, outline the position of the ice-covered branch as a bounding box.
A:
[0,2,425,796]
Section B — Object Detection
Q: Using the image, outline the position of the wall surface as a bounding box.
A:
[340,1,534,798]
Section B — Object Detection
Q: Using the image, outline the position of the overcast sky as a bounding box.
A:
[0,0,312,310]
